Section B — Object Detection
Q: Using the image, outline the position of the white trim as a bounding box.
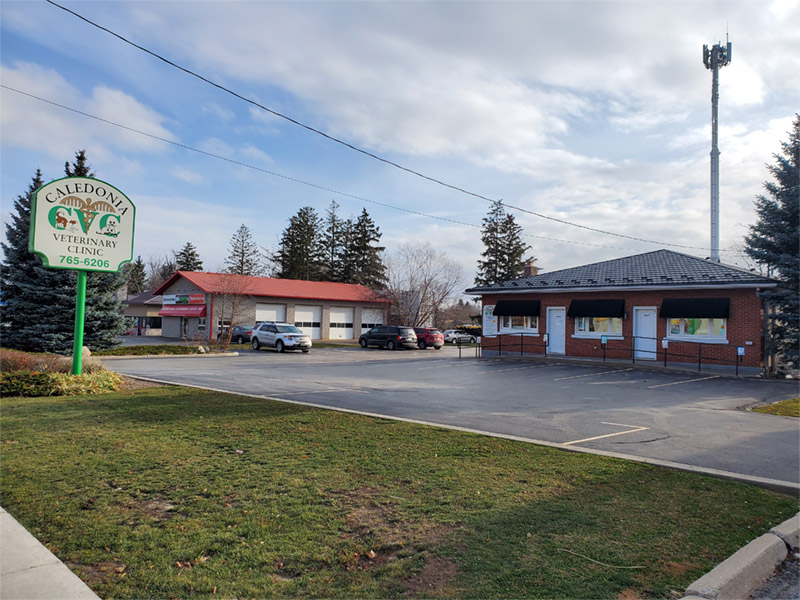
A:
[666,336,729,345]
[467,283,775,295]
[572,334,623,340]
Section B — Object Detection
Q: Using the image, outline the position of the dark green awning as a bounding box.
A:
[659,298,730,319]
[492,300,541,317]
[567,299,625,318]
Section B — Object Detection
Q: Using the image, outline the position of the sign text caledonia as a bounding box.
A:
[29,176,136,273]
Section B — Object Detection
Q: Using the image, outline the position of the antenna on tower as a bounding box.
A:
[703,37,732,263]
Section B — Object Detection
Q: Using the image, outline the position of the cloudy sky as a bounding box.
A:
[2,0,798,286]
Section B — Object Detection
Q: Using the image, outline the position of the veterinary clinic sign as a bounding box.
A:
[29,177,135,273]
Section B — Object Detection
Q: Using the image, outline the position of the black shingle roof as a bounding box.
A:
[466,250,776,294]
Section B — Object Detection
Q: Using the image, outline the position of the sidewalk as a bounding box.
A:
[0,506,98,600]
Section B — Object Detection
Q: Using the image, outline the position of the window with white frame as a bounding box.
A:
[575,316,622,336]
[668,318,726,341]
[500,315,538,332]
[197,317,207,330]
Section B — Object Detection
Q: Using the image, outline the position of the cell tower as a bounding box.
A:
[703,37,732,263]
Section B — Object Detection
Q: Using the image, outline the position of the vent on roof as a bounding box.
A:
[661,276,673,282]
[624,277,633,283]
[555,280,564,285]
[588,278,597,284]
[572,279,580,284]
[511,282,519,287]
[605,278,614,283]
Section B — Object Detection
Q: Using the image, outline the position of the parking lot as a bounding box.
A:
[105,345,800,488]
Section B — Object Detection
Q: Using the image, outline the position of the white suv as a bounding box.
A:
[251,322,312,353]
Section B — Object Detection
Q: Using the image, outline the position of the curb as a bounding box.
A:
[681,512,799,600]
[99,351,239,360]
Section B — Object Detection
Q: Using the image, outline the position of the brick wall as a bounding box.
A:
[481,288,764,368]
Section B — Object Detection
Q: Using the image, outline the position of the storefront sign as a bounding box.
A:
[29,177,135,273]
[482,305,497,337]
[163,293,205,305]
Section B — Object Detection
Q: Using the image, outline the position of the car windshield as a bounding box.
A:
[430,329,442,334]
[276,325,302,334]
[398,327,415,335]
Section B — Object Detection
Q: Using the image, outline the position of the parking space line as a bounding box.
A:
[554,368,634,381]
[647,375,720,389]
[563,422,650,446]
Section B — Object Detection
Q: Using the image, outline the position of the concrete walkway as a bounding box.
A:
[0,506,98,600]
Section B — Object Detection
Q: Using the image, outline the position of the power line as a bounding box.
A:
[1,84,643,253]
[43,0,713,251]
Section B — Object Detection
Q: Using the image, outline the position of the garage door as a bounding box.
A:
[255,303,286,323]
[295,305,322,339]
[361,308,385,334]
[329,307,354,340]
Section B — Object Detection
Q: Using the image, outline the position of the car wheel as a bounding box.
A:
[359,338,368,348]
[386,340,396,350]
[252,337,261,351]
[302,349,309,353]
[276,340,285,353]
[434,345,442,350]
[235,335,244,344]
[451,338,459,344]
[418,339,427,350]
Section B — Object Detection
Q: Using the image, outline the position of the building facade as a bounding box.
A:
[466,250,776,372]
[153,271,390,342]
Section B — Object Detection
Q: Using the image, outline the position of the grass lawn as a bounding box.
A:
[1,386,796,599]
[752,397,800,418]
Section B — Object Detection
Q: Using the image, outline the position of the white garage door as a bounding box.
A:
[255,303,286,323]
[329,307,354,340]
[360,308,385,334]
[294,305,322,339]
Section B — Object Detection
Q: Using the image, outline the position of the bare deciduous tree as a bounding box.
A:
[211,274,258,348]
[384,242,465,327]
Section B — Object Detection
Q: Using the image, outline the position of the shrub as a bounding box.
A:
[93,345,202,356]
[0,370,123,398]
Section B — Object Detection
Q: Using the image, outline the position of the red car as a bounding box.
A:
[413,327,444,350]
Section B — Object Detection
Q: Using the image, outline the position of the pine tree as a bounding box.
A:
[175,242,204,271]
[475,200,533,286]
[322,201,346,282]
[225,224,263,276]
[124,255,147,294]
[0,151,128,352]
[276,207,325,280]
[745,115,799,371]
[348,209,387,289]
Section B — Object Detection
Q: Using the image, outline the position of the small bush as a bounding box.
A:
[0,349,107,374]
[93,345,202,356]
[0,370,123,398]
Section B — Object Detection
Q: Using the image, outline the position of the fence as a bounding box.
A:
[460,333,751,376]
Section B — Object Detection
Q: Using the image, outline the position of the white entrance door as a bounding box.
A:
[295,305,322,339]
[634,307,658,360]
[329,307,354,340]
[546,307,566,354]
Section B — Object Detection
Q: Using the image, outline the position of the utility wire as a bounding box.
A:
[1,84,644,253]
[43,0,713,252]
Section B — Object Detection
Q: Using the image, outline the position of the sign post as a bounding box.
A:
[29,177,135,374]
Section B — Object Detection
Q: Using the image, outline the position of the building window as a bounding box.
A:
[197,317,207,330]
[295,321,321,328]
[575,317,622,336]
[330,322,354,328]
[500,315,538,332]
[668,318,726,341]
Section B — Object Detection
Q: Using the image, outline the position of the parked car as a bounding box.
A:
[443,329,476,344]
[251,322,312,353]
[230,325,254,344]
[359,326,417,350]
[413,327,444,350]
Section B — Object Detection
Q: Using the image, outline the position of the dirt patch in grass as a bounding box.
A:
[119,376,166,391]
[67,560,127,588]
[403,556,458,597]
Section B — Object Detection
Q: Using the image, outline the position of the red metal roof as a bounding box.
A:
[153,271,389,304]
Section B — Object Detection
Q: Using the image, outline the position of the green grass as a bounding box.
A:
[1,387,796,599]
[752,397,800,417]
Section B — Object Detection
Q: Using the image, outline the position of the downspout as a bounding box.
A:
[209,293,214,344]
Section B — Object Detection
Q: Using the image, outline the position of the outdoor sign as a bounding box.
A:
[737,346,746,356]
[163,293,205,305]
[482,305,497,337]
[29,177,135,273]
[661,338,669,348]
[28,176,136,375]
[600,335,608,345]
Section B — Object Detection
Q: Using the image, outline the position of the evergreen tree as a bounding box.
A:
[175,242,204,271]
[225,224,263,276]
[0,150,128,352]
[745,115,799,371]
[124,255,147,294]
[475,200,533,286]
[322,201,346,282]
[348,209,387,289]
[276,207,326,280]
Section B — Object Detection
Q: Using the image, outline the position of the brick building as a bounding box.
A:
[153,271,390,342]
[465,250,777,372]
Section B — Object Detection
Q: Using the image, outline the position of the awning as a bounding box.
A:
[493,300,541,317]
[659,298,730,319]
[567,299,625,318]
[158,305,207,317]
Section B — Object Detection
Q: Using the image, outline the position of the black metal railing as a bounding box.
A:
[466,333,750,375]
